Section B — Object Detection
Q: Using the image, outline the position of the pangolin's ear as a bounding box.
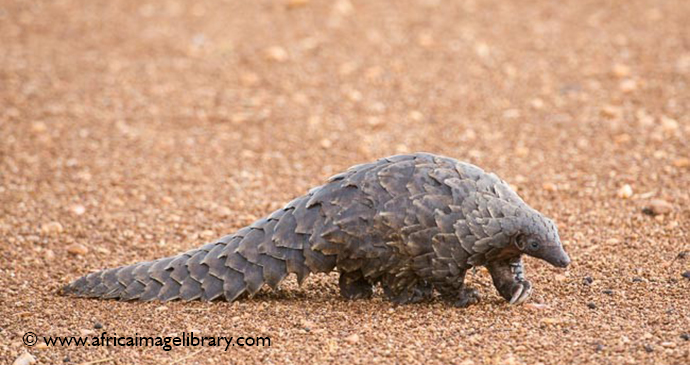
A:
[514,234,526,250]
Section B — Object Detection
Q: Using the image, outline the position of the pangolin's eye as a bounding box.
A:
[529,240,540,249]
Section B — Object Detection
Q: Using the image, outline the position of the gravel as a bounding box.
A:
[1,0,689,364]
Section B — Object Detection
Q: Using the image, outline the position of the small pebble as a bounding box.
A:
[217,206,232,217]
[612,63,631,78]
[605,238,620,245]
[31,121,47,133]
[12,352,36,365]
[602,289,614,295]
[587,302,597,309]
[680,333,689,341]
[367,116,383,127]
[70,204,86,215]
[515,147,530,158]
[583,276,594,285]
[530,98,545,109]
[345,333,359,344]
[286,0,309,9]
[334,0,354,15]
[542,182,557,192]
[643,344,653,353]
[673,158,690,168]
[26,235,40,243]
[199,230,215,239]
[642,199,673,216]
[395,144,410,153]
[320,139,333,149]
[540,317,563,325]
[619,79,638,93]
[265,46,288,62]
[300,319,315,330]
[661,341,676,348]
[526,303,548,310]
[682,271,690,280]
[632,277,644,283]
[614,133,631,144]
[601,105,622,119]
[617,184,633,199]
[66,243,89,256]
[417,32,434,47]
[408,110,424,122]
[40,221,64,235]
[595,343,605,352]
[660,116,679,132]
[94,322,103,329]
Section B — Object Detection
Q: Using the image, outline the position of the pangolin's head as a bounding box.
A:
[514,214,570,268]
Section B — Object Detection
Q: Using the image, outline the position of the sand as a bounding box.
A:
[1,0,688,364]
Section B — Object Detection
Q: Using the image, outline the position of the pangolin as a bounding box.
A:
[61,153,571,307]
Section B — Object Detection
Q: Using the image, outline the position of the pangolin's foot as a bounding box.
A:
[488,258,533,305]
[505,280,532,305]
[339,272,373,300]
[451,287,481,308]
[383,282,434,304]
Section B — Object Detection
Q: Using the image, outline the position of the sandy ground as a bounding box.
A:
[1,0,689,364]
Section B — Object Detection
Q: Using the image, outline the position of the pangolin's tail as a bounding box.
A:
[60,195,340,301]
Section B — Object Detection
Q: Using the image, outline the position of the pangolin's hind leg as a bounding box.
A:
[382,281,434,304]
[434,269,480,308]
[487,256,532,305]
[338,270,374,300]
[453,287,481,307]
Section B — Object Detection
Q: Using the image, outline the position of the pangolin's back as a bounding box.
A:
[62,153,529,302]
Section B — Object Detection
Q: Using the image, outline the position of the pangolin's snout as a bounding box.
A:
[554,255,571,268]
[543,244,571,268]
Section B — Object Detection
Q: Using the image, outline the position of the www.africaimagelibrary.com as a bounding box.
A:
[27,331,270,351]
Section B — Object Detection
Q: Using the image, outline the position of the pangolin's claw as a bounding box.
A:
[508,280,532,305]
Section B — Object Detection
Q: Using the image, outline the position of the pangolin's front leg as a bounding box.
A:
[487,256,532,305]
